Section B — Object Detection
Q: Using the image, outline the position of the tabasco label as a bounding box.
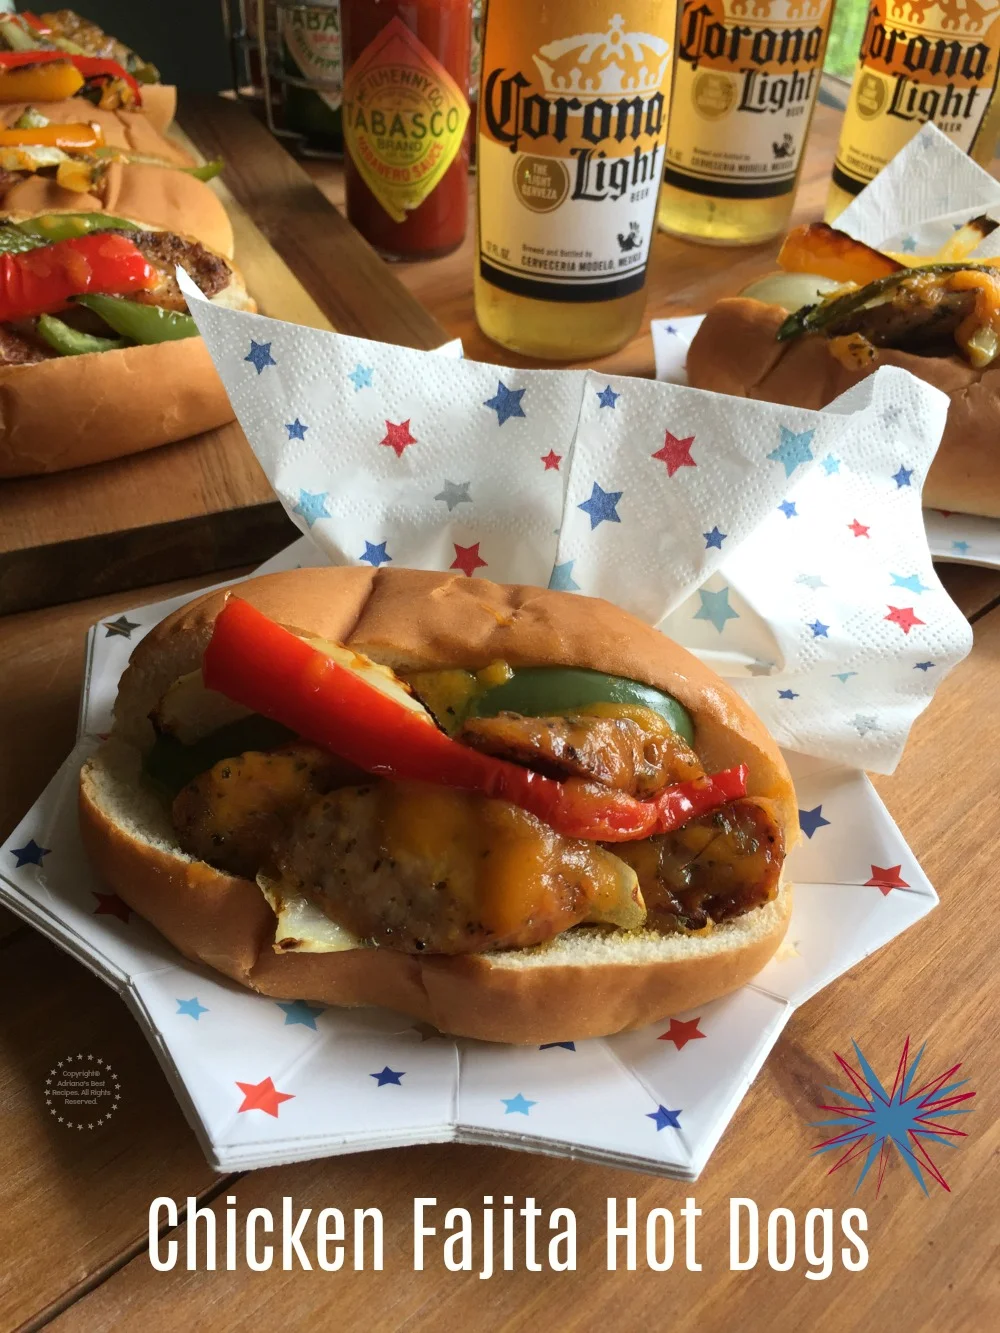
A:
[343,17,471,223]
[282,2,343,112]
[833,0,1000,196]
[664,0,834,200]
[477,6,676,302]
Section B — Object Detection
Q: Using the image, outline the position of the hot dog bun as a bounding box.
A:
[687,297,1000,518]
[0,232,252,477]
[79,568,798,1045]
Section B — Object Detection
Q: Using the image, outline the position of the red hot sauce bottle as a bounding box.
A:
[341,0,472,261]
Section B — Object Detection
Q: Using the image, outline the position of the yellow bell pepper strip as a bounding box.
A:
[0,232,155,322]
[0,49,141,102]
[0,122,103,152]
[202,599,749,843]
[0,58,83,101]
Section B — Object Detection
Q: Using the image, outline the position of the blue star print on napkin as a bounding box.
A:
[548,561,580,592]
[577,482,622,529]
[293,490,330,527]
[694,586,738,633]
[768,426,815,478]
[484,381,526,426]
[359,541,392,567]
[245,339,276,374]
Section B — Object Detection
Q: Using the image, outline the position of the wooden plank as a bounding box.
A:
[0,95,446,617]
[0,931,221,1331]
[41,616,1000,1329]
[935,561,1000,621]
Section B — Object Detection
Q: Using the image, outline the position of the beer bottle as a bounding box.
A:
[475,1,678,360]
[826,3,1000,222]
[657,0,835,245]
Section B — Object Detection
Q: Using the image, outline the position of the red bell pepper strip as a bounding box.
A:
[0,232,155,323]
[202,598,749,843]
[0,49,141,99]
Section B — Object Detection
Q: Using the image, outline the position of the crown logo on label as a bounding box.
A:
[532,13,671,102]
[718,0,827,24]
[885,0,1000,38]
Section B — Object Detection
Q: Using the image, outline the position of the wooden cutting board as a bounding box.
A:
[0,94,447,616]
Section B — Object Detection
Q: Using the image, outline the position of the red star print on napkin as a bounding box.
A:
[236,1077,295,1117]
[92,892,130,923]
[885,606,925,634]
[380,419,417,458]
[848,519,870,538]
[541,450,562,471]
[651,429,696,477]
[451,542,487,577]
[865,865,909,896]
[658,1017,705,1050]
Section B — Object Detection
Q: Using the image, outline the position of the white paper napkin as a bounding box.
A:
[178,275,971,774]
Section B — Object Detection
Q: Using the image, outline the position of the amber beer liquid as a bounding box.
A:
[475,1,678,360]
[658,0,834,245]
[826,1,1000,221]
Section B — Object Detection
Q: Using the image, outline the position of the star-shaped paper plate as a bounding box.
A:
[651,315,1000,573]
[0,541,937,1178]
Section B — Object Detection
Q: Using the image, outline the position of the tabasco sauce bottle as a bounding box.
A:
[826,2,1000,221]
[474,1,678,360]
[657,0,835,246]
[341,0,472,260]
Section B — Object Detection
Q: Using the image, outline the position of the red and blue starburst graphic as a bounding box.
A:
[812,1038,975,1197]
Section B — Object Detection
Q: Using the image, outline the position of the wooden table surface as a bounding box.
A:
[2,102,1000,1331]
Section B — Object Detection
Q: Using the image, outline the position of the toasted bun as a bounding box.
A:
[135,85,177,135]
[0,159,234,257]
[79,568,798,1044]
[0,238,252,477]
[688,297,1000,518]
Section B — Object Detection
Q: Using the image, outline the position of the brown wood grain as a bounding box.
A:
[0,95,446,617]
[0,932,222,1330]
[35,605,1000,1332]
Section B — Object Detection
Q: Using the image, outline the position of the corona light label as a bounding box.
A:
[477,10,674,303]
[832,0,1000,199]
[664,0,834,201]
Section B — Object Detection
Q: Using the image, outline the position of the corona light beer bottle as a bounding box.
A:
[475,1,678,360]
[826,1,1000,221]
[657,0,835,245]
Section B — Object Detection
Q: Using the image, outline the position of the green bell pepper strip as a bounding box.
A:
[144,715,298,799]
[183,159,224,182]
[14,212,138,243]
[776,262,1000,342]
[36,313,126,356]
[466,667,695,746]
[75,294,198,344]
